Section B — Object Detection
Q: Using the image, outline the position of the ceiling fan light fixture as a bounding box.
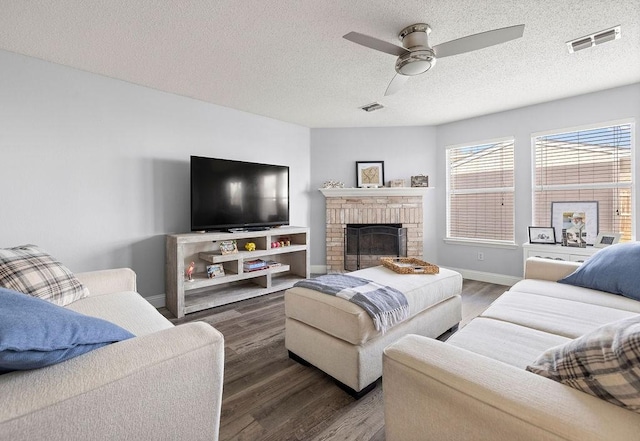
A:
[395,50,436,75]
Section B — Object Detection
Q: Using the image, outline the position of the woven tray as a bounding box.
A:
[381,257,440,275]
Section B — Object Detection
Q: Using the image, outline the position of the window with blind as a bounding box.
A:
[533,122,634,242]
[447,138,515,243]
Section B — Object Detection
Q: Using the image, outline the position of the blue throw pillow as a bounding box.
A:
[559,242,640,301]
[0,287,135,373]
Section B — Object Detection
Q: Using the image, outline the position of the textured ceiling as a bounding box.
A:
[0,1,638,128]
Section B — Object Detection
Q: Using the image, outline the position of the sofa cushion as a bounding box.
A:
[0,245,88,306]
[559,242,640,301]
[481,291,637,338]
[510,279,640,313]
[526,315,640,413]
[447,317,571,369]
[0,287,134,373]
[67,291,174,336]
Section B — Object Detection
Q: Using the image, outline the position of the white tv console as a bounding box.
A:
[165,226,310,318]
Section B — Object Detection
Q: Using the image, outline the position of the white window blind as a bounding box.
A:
[533,122,633,241]
[447,139,515,242]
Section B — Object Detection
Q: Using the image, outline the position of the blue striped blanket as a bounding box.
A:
[294,274,409,332]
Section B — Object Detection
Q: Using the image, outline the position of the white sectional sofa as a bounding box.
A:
[383,257,640,441]
[0,268,225,441]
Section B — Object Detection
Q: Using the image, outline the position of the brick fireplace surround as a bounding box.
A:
[320,188,429,273]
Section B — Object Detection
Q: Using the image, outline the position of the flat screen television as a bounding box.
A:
[190,156,290,232]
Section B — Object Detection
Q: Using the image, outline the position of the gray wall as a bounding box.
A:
[435,83,640,278]
[0,50,310,300]
[309,126,438,270]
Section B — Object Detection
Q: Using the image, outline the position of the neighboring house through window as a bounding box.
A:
[447,138,515,244]
[532,121,634,242]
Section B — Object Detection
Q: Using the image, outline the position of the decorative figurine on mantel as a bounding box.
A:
[322,180,345,188]
[186,261,196,281]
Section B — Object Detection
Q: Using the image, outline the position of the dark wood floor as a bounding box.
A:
[160,279,507,441]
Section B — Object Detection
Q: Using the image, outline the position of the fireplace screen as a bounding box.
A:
[344,224,407,271]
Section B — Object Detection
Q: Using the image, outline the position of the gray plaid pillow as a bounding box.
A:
[0,245,89,306]
[527,315,640,413]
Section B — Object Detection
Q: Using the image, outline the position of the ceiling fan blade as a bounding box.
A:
[384,74,409,96]
[432,24,525,58]
[343,32,410,57]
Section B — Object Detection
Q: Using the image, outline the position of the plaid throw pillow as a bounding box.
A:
[527,315,640,413]
[0,245,89,306]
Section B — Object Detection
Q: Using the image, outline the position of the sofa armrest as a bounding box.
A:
[383,334,640,441]
[75,268,137,296]
[0,322,224,441]
[524,257,580,281]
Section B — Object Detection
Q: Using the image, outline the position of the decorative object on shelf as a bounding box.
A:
[271,238,290,248]
[356,161,385,188]
[594,232,621,248]
[322,180,345,188]
[244,242,256,251]
[528,226,556,245]
[265,260,282,268]
[206,264,225,278]
[219,240,238,255]
[185,261,196,281]
[381,257,439,275]
[389,179,405,187]
[410,175,429,187]
[551,201,599,245]
[243,259,268,272]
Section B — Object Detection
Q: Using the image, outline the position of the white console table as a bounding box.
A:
[522,242,599,270]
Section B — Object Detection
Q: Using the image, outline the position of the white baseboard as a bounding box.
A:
[145,293,166,309]
[450,267,521,287]
[311,264,328,275]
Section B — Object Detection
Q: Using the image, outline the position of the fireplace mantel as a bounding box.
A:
[319,187,431,197]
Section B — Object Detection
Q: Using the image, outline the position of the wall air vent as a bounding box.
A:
[360,102,384,112]
[567,26,621,53]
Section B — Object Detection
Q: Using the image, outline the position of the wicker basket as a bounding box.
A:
[381,257,440,275]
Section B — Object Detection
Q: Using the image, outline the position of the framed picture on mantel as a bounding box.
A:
[356,161,384,188]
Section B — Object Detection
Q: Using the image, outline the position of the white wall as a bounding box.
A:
[309,126,438,271]
[435,83,640,278]
[0,50,310,300]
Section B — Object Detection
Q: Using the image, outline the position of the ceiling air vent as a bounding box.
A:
[360,102,384,112]
[567,26,621,53]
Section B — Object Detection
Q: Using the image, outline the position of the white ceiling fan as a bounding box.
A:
[343,23,525,96]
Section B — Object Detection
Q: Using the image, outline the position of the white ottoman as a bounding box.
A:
[285,265,462,397]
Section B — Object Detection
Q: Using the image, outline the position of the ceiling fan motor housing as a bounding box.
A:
[396,23,436,75]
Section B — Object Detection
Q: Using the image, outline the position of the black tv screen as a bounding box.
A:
[190,156,290,231]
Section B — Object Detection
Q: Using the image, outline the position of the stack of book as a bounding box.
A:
[243,259,268,272]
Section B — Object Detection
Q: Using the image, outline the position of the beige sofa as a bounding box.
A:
[383,257,640,441]
[0,268,224,441]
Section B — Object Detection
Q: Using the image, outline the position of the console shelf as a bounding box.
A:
[165,226,310,318]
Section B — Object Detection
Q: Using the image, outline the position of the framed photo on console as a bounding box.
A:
[529,226,556,244]
[551,201,598,245]
[356,161,384,188]
[594,232,621,248]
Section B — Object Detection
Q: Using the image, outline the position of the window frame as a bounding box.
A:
[446,136,517,248]
[531,119,636,242]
